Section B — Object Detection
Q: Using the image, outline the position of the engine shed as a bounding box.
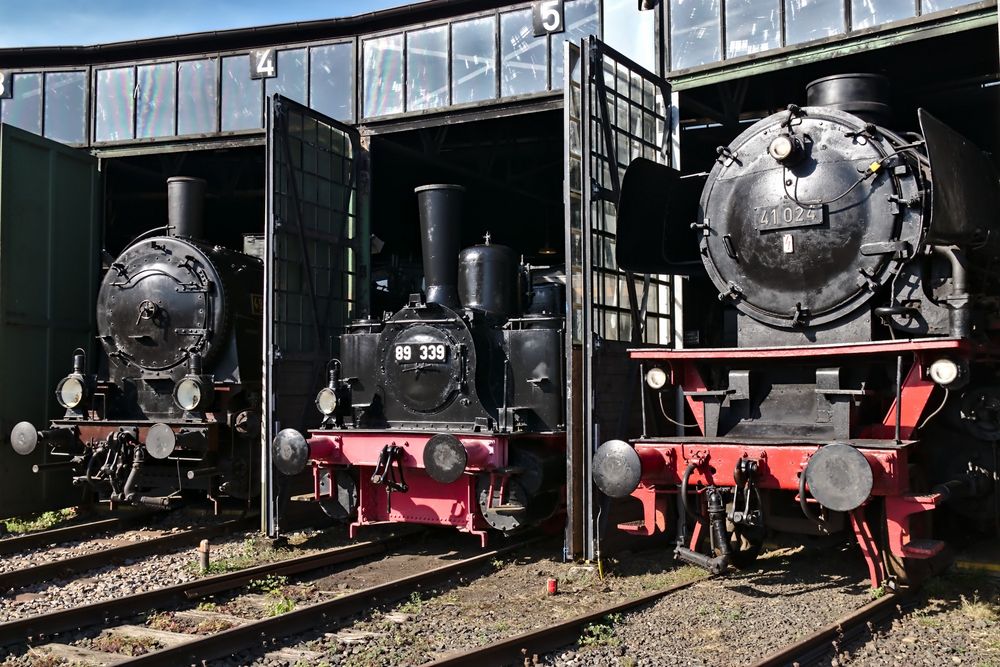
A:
[0,0,672,555]
[0,0,996,565]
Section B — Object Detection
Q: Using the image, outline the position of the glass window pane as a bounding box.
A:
[452,16,496,105]
[363,35,404,118]
[178,59,218,136]
[852,0,914,29]
[310,43,354,122]
[1,73,42,135]
[266,48,307,105]
[95,67,135,142]
[136,63,176,138]
[726,0,780,57]
[604,0,657,71]
[922,0,968,12]
[551,0,600,87]
[784,0,845,45]
[407,26,449,111]
[221,55,262,131]
[670,0,722,69]
[501,9,549,97]
[44,71,87,144]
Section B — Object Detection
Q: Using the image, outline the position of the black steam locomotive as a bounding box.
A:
[273,185,566,543]
[596,74,1000,585]
[10,177,263,508]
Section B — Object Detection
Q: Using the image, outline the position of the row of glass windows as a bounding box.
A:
[361,0,599,118]
[669,0,975,70]
[0,1,601,145]
[1,71,87,145]
[95,44,353,143]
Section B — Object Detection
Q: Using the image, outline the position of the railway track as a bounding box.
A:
[6,532,535,666]
[0,510,154,557]
[749,592,907,667]
[419,576,706,666]
[0,515,255,592]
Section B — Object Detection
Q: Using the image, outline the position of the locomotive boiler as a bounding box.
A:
[595,74,1000,585]
[10,177,264,508]
[272,184,565,544]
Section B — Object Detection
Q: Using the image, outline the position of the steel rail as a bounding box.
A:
[0,534,407,647]
[749,592,904,667]
[0,511,155,557]
[120,538,545,667]
[420,576,706,666]
[0,516,256,592]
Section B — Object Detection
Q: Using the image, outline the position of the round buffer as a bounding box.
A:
[422,433,468,484]
[272,428,310,476]
[592,439,642,498]
[804,443,874,512]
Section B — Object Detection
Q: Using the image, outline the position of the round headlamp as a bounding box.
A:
[768,134,801,164]
[929,358,961,387]
[56,376,86,409]
[645,367,668,390]
[174,377,208,412]
[316,387,338,416]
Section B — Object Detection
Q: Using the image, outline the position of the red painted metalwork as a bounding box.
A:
[885,493,946,559]
[618,336,981,586]
[850,509,886,587]
[304,430,562,544]
[632,440,909,495]
[865,359,937,440]
[629,338,970,361]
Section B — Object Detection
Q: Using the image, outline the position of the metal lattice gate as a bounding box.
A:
[564,37,676,559]
[262,95,370,536]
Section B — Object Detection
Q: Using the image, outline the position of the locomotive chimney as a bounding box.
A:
[806,73,891,125]
[167,176,206,240]
[415,184,465,308]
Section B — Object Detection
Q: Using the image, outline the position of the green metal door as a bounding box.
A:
[0,124,101,520]
[262,95,370,535]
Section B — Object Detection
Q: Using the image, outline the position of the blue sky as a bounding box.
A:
[0,0,411,47]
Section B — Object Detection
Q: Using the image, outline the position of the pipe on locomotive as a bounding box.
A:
[415,184,465,309]
[167,176,206,240]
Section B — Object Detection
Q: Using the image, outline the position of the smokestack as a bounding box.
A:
[806,74,891,126]
[167,176,206,239]
[415,184,464,308]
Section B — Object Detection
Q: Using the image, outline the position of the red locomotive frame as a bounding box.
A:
[623,338,981,587]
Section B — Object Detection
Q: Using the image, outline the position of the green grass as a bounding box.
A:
[192,536,286,576]
[396,592,424,615]
[3,508,76,534]
[579,613,622,648]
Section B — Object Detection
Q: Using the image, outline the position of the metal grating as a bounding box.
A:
[263,94,370,535]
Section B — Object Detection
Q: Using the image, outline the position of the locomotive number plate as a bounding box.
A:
[394,343,449,364]
[754,201,826,232]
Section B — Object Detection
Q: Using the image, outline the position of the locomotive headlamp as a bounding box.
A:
[56,376,86,409]
[173,377,213,412]
[929,358,964,387]
[316,387,338,416]
[56,349,90,410]
[645,367,668,390]
[768,134,802,164]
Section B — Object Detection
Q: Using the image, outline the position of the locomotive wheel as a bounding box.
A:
[476,475,530,533]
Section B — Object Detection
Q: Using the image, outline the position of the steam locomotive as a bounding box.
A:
[9,177,264,508]
[272,184,566,544]
[595,74,1000,586]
